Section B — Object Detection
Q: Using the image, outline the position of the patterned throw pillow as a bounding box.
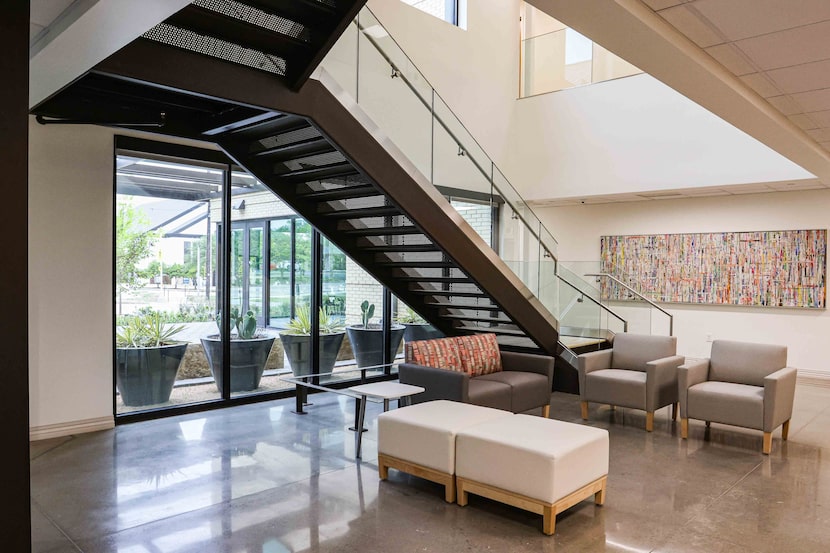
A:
[405,337,466,374]
[455,334,503,377]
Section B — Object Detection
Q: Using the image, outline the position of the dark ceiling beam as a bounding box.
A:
[94,39,315,118]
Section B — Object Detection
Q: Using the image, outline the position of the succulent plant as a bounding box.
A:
[216,307,262,340]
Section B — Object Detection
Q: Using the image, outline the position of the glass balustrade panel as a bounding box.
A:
[355,11,433,180]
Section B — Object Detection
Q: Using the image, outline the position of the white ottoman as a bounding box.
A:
[456,415,609,535]
[377,400,513,502]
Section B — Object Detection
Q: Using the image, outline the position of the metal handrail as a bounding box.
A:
[559,274,627,330]
[584,272,673,335]
[354,9,557,260]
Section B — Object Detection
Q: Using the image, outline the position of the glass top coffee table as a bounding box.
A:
[281,365,424,458]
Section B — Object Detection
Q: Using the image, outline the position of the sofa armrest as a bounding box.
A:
[763,366,797,432]
[677,359,710,418]
[501,350,555,390]
[398,363,469,404]
[645,355,685,411]
[577,349,613,398]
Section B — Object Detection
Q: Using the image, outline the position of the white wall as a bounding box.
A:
[363,0,521,171]
[29,119,219,434]
[537,189,830,376]
[505,73,815,201]
[29,120,115,432]
[329,1,812,204]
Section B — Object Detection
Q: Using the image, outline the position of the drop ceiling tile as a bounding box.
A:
[788,113,819,130]
[792,89,830,113]
[807,128,830,141]
[659,5,725,48]
[809,110,830,127]
[739,72,782,98]
[689,0,830,42]
[724,183,776,194]
[766,95,803,116]
[642,0,686,10]
[766,58,830,94]
[768,181,824,191]
[733,20,830,71]
[705,43,756,75]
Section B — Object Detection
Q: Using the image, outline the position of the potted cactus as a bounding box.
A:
[346,300,405,368]
[115,312,187,406]
[279,306,346,376]
[200,307,276,393]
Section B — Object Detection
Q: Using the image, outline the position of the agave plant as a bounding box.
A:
[283,305,345,335]
[116,312,185,348]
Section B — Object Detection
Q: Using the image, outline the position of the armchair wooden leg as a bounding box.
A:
[671,403,678,421]
[763,432,772,455]
[542,404,550,418]
[581,401,589,420]
[705,421,711,428]
[646,412,654,432]
[782,420,790,441]
[681,418,688,439]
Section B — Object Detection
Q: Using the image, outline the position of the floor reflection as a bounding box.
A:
[30,384,830,553]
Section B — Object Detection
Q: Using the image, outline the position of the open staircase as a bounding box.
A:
[31,0,626,387]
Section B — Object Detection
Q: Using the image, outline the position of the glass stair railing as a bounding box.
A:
[320,7,625,348]
[561,261,673,337]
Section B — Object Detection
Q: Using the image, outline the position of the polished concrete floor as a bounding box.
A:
[32,383,830,552]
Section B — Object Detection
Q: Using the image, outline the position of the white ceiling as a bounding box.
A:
[643,0,830,158]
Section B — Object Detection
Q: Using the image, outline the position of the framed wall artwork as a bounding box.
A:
[600,229,826,309]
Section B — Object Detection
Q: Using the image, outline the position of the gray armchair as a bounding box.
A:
[678,340,796,454]
[578,333,684,431]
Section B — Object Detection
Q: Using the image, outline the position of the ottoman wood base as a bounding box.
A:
[378,453,456,502]
[457,475,607,535]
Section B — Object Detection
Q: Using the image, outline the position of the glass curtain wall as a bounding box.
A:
[115,142,413,418]
[114,153,223,414]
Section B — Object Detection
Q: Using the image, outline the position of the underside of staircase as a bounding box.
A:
[32,0,562,361]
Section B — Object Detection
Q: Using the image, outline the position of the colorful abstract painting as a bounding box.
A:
[600,229,826,308]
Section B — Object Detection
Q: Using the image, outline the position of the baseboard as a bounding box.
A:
[797,369,830,388]
[30,416,115,441]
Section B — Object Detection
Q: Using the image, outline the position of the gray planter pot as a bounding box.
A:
[116,343,187,406]
[200,336,276,393]
[279,332,345,376]
[402,323,444,342]
[346,324,405,368]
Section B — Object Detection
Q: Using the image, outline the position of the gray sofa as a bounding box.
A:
[678,339,796,454]
[398,336,555,416]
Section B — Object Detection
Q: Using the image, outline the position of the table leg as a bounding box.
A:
[383,398,390,412]
[293,386,308,415]
[356,394,367,459]
[349,397,369,432]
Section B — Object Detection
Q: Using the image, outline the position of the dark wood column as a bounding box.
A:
[0,0,31,550]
